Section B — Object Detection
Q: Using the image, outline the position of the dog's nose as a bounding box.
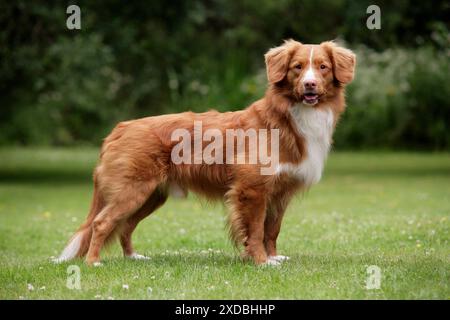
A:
[304,79,317,90]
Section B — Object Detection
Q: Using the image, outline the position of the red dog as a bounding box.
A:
[56,40,355,266]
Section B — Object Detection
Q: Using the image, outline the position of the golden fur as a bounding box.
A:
[58,40,356,265]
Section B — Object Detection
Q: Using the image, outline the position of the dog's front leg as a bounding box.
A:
[263,189,298,264]
[264,196,291,257]
[264,208,285,258]
[244,199,268,265]
[231,188,268,265]
[264,207,290,265]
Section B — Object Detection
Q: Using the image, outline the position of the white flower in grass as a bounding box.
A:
[147,287,153,295]
[122,284,129,290]
[150,275,156,280]
[39,286,46,291]
[133,275,139,280]
[27,283,34,291]
[224,281,230,285]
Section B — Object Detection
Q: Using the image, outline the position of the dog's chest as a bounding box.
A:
[277,104,334,186]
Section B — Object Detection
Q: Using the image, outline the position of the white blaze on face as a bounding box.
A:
[303,46,316,83]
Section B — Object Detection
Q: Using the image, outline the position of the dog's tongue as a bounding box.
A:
[304,94,318,103]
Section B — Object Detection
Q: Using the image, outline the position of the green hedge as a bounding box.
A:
[336,45,450,149]
[0,1,448,149]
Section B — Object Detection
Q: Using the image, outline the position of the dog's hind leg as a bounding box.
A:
[54,174,105,263]
[119,187,168,259]
[85,180,158,265]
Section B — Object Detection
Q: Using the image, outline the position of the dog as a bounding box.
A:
[55,40,356,266]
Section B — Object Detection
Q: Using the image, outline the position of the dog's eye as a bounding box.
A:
[320,64,327,69]
[295,64,302,70]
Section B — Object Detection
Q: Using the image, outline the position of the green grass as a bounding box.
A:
[0,148,449,299]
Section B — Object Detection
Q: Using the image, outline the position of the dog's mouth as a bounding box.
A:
[302,93,319,105]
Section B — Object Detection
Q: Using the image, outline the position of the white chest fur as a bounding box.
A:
[276,104,334,186]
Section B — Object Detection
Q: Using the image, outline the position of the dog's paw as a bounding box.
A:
[268,255,290,262]
[126,252,151,260]
[93,262,103,267]
[261,257,282,267]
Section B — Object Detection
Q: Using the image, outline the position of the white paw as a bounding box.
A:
[127,253,151,260]
[268,255,290,262]
[93,262,103,267]
[261,257,282,267]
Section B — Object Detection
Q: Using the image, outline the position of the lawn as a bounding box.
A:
[0,148,449,299]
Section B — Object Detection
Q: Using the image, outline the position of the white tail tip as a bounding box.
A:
[53,232,83,264]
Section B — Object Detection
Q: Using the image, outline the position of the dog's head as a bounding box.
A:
[265,40,356,105]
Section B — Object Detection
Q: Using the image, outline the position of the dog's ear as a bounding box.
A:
[322,41,356,84]
[264,40,300,84]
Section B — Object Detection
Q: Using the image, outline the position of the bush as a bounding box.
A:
[4,35,124,145]
[335,45,450,150]
[0,1,448,149]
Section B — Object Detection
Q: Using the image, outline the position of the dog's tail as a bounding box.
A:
[54,175,104,263]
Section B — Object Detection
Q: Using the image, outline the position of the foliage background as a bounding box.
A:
[0,0,449,149]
